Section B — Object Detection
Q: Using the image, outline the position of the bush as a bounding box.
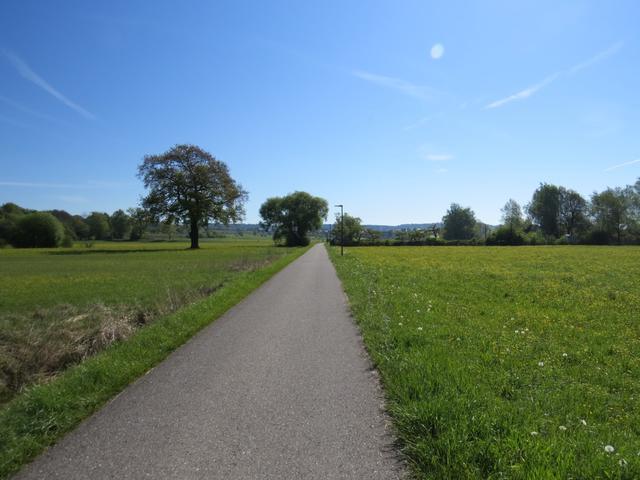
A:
[486,226,525,246]
[11,213,64,248]
[587,230,610,245]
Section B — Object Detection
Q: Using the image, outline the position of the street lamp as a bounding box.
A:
[334,204,344,256]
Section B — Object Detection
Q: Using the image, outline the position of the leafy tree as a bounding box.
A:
[331,213,363,246]
[12,212,64,248]
[362,228,381,244]
[527,183,561,237]
[442,203,476,240]
[259,191,328,246]
[110,209,131,240]
[138,144,247,249]
[85,212,111,240]
[591,187,633,244]
[559,188,589,238]
[501,199,524,234]
[71,215,90,240]
[127,208,150,241]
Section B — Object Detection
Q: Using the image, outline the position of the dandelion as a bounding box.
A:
[538,361,544,367]
[530,431,538,436]
[604,445,615,453]
[559,425,567,431]
[562,353,568,358]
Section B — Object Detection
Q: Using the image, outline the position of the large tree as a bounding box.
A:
[442,203,476,240]
[591,187,633,244]
[110,209,131,240]
[501,199,524,235]
[138,144,247,249]
[331,213,363,246]
[527,183,561,237]
[558,188,589,238]
[259,191,328,246]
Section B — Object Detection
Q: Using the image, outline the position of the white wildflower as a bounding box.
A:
[530,431,538,436]
[604,445,615,453]
[417,327,423,331]
[562,353,568,358]
[538,361,544,367]
[580,419,587,426]
[398,322,403,326]
[559,425,567,431]
[619,458,627,467]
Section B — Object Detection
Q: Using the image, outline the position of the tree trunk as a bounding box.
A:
[190,218,199,249]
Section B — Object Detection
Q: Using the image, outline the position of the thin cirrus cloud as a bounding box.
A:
[352,69,441,101]
[603,158,640,172]
[1,49,95,119]
[0,94,65,124]
[486,41,624,109]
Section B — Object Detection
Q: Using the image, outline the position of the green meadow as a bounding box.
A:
[330,246,640,479]
[0,239,308,478]
[0,239,297,403]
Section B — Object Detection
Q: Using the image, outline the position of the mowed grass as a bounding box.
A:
[330,246,640,479]
[0,240,297,403]
[0,240,308,478]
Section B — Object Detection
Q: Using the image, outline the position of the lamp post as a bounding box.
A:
[334,204,344,256]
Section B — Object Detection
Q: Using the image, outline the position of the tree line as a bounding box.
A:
[2,142,638,248]
[329,178,640,246]
[0,204,152,248]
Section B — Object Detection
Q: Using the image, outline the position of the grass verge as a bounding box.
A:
[329,246,640,479]
[0,245,309,479]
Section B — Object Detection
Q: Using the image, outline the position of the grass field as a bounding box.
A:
[0,239,308,478]
[330,246,640,479]
[0,239,297,403]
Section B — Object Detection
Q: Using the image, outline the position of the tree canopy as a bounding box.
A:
[259,191,328,246]
[138,144,247,248]
[442,203,476,240]
[331,213,363,246]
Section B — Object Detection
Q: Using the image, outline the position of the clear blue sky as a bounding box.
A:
[1,0,638,225]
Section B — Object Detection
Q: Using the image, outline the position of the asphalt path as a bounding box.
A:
[16,244,404,479]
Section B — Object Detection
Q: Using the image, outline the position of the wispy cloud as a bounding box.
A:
[486,41,623,109]
[0,95,64,124]
[486,73,559,109]
[425,153,454,161]
[604,158,640,172]
[352,70,440,101]
[1,49,95,119]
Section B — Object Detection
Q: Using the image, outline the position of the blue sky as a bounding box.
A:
[0,0,638,225]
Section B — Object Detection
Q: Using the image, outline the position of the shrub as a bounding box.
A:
[486,226,525,246]
[11,213,64,248]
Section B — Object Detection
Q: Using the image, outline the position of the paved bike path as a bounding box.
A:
[16,244,403,479]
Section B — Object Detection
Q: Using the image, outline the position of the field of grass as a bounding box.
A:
[0,239,298,403]
[330,246,640,479]
[0,239,309,478]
